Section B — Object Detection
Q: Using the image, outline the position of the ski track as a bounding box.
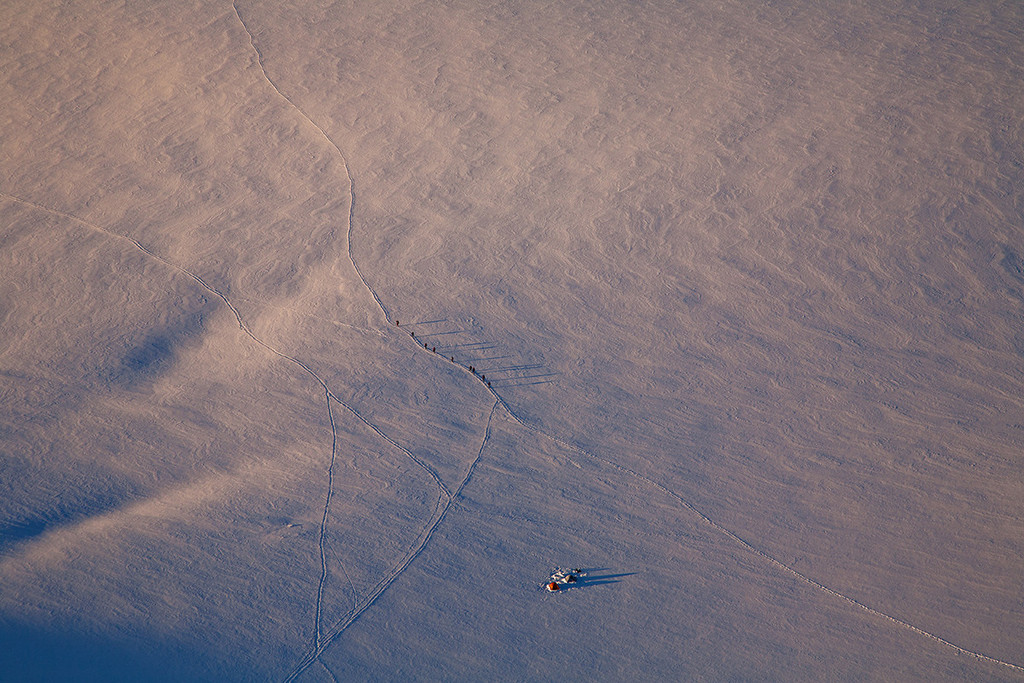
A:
[284,400,498,682]
[225,8,1024,675]
[229,0,389,326]
[0,1,1017,678]
[313,388,337,653]
[319,660,340,683]
[0,190,449,675]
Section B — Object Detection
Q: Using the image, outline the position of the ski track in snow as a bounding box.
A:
[319,658,340,683]
[223,8,1024,676]
[284,400,499,682]
[0,190,449,676]
[229,0,389,327]
[313,388,337,653]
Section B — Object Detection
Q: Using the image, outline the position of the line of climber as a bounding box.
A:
[395,319,491,387]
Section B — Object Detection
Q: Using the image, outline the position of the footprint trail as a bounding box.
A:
[283,400,498,682]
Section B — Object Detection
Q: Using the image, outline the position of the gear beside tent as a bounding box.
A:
[545,567,585,592]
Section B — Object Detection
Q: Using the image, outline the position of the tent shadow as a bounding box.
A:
[552,568,637,591]
[573,571,636,588]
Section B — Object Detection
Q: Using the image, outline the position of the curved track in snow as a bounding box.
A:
[0,190,453,678]
[284,401,498,682]
[230,1,390,324]
[313,388,337,655]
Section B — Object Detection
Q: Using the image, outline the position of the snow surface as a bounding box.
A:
[2,0,1023,680]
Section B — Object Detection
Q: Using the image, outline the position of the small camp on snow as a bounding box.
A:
[546,567,584,592]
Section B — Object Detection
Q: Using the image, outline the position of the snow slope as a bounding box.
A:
[2,0,1023,680]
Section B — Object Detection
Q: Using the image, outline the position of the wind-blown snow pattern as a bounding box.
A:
[2,0,1023,680]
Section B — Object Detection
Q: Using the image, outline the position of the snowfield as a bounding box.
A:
[2,0,1023,680]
